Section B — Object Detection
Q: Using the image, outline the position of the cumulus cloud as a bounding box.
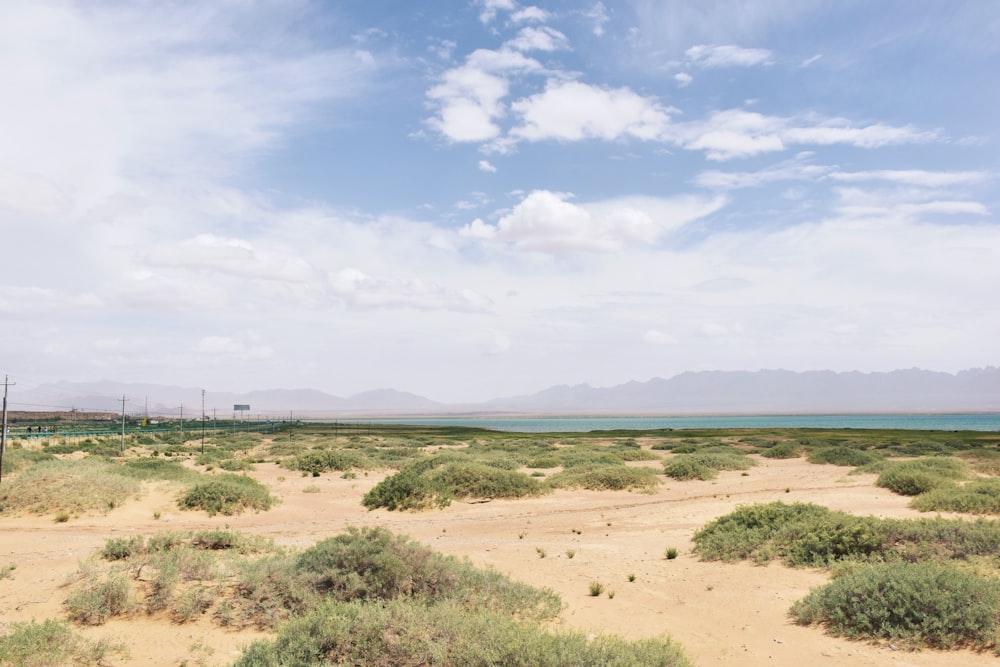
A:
[685,44,774,68]
[510,81,675,142]
[460,190,725,253]
[426,48,542,143]
[674,72,693,87]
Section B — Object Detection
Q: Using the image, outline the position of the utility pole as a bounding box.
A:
[179,404,184,439]
[120,394,128,454]
[201,389,206,455]
[0,375,14,484]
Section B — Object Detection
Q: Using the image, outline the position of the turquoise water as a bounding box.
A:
[369,413,1000,433]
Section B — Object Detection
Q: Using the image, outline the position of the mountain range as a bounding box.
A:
[11,368,1000,416]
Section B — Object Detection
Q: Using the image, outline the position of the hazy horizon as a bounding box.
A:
[2,1,997,403]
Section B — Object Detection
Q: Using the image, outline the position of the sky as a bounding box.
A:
[1,0,998,404]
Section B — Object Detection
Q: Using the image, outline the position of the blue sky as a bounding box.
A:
[1,0,997,403]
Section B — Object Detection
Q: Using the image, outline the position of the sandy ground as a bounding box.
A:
[1,451,997,666]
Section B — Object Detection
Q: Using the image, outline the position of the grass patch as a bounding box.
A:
[178,474,276,516]
[791,561,1000,649]
[0,459,141,516]
[910,478,1000,515]
[0,618,127,667]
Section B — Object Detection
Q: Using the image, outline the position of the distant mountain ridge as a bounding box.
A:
[12,368,1000,416]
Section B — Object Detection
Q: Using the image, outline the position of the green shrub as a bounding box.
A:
[910,478,1000,514]
[101,535,144,561]
[663,457,716,481]
[791,562,1000,649]
[288,450,366,476]
[232,598,690,667]
[178,474,276,516]
[119,458,199,482]
[0,619,127,667]
[807,446,881,467]
[430,462,543,500]
[64,574,135,625]
[0,448,56,476]
[362,466,441,511]
[876,458,967,496]
[759,441,802,459]
[693,502,1000,567]
[546,464,660,492]
[589,581,605,596]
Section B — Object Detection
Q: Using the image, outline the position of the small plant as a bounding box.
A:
[627,573,636,582]
[302,485,321,494]
[153,510,161,519]
[536,547,547,559]
[665,547,679,560]
[589,581,605,596]
[607,590,615,599]
[565,549,575,559]
[54,512,70,523]
[518,532,525,539]
[0,562,16,580]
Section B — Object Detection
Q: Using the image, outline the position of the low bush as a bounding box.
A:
[546,464,660,492]
[758,441,802,459]
[875,458,967,496]
[807,446,881,467]
[910,478,1000,514]
[178,474,276,516]
[288,450,366,476]
[663,457,715,481]
[0,447,56,476]
[64,573,135,625]
[232,598,691,667]
[693,502,1000,567]
[430,462,544,500]
[0,618,127,667]
[791,561,1000,649]
[664,451,755,481]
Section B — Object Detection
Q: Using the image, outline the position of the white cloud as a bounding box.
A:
[829,170,989,187]
[461,190,725,253]
[583,2,610,36]
[511,7,550,23]
[685,44,774,68]
[426,48,543,143]
[506,26,569,52]
[477,0,517,24]
[674,72,693,87]
[329,268,493,312]
[478,160,498,173]
[510,81,674,142]
[801,54,823,67]
[672,109,937,160]
[694,153,830,189]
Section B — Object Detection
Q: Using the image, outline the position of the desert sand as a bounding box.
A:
[1,446,996,666]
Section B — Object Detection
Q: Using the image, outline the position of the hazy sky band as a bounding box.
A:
[0,1,996,402]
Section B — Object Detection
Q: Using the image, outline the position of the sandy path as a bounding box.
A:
[1,456,996,666]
